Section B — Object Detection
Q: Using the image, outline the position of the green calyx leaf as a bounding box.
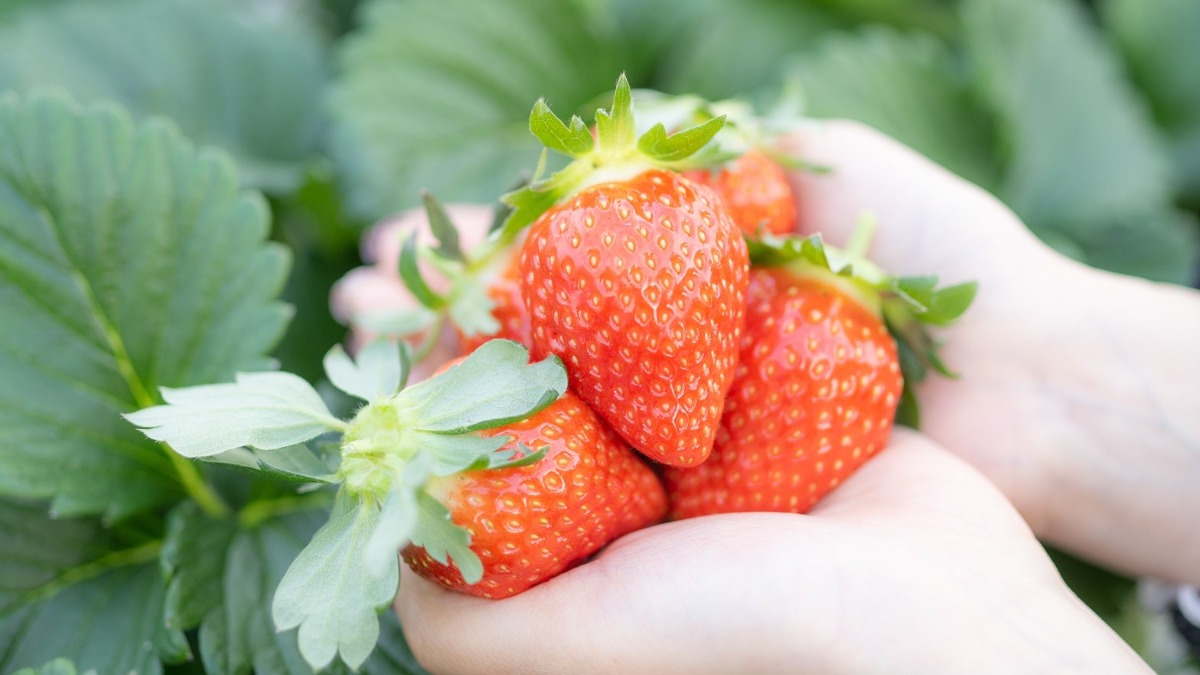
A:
[749,227,977,426]
[499,73,728,239]
[399,232,447,310]
[411,491,484,585]
[324,340,408,403]
[422,190,466,263]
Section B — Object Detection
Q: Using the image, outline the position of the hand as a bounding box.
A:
[397,431,1149,674]
[779,121,1200,584]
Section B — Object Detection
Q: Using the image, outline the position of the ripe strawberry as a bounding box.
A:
[666,232,976,517]
[683,147,798,236]
[403,389,666,598]
[504,75,748,467]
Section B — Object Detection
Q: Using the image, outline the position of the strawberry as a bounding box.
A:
[683,147,798,236]
[666,230,976,517]
[403,389,666,598]
[504,75,749,467]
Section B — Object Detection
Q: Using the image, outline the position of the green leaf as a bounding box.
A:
[324,341,405,403]
[126,372,344,459]
[0,499,189,674]
[354,306,439,337]
[963,0,1197,282]
[788,27,1001,191]
[11,657,94,675]
[408,431,509,476]
[528,100,594,158]
[421,191,466,263]
[401,340,567,434]
[447,278,501,338]
[636,116,728,164]
[363,457,432,578]
[1103,0,1200,201]
[595,74,638,154]
[330,0,628,219]
[0,92,290,518]
[202,444,338,484]
[162,502,334,675]
[411,491,483,585]
[0,0,326,193]
[399,233,446,310]
[654,0,852,102]
[273,490,399,671]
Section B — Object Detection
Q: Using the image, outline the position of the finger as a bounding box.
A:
[776,119,1048,283]
[810,428,1033,538]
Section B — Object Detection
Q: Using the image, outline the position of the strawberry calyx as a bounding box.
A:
[337,339,567,583]
[498,73,728,240]
[747,219,977,426]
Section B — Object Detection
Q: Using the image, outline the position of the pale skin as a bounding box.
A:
[391,120,1198,673]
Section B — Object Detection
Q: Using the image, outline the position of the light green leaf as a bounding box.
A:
[637,116,728,164]
[363,457,432,577]
[788,27,1001,190]
[324,341,405,403]
[447,279,501,338]
[11,657,94,675]
[0,92,290,518]
[126,372,343,458]
[409,431,509,476]
[354,306,438,337]
[273,490,399,671]
[529,101,594,158]
[0,0,326,193]
[421,191,466,263]
[411,491,483,585]
[401,340,567,434]
[330,0,628,219]
[202,444,338,484]
[0,499,189,674]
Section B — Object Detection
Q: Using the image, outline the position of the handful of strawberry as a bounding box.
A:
[131,76,974,670]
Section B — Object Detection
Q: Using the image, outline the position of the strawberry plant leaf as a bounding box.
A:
[1103,0,1200,204]
[330,0,629,219]
[126,372,345,459]
[409,431,509,476]
[11,658,92,675]
[0,499,189,674]
[787,27,1001,191]
[363,458,431,577]
[447,279,501,338]
[636,116,728,164]
[529,101,594,158]
[963,0,1198,282]
[400,340,567,434]
[595,74,638,154]
[324,341,406,403]
[399,233,447,310]
[272,490,399,672]
[421,191,466,263]
[411,491,484,585]
[0,92,290,519]
[355,306,439,337]
[0,0,326,193]
[202,445,338,484]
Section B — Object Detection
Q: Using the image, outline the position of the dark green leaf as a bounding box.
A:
[10,657,91,675]
[789,27,1001,190]
[0,0,326,193]
[421,191,466,263]
[162,503,239,631]
[963,0,1195,283]
[399,234,446,310]
[330,0,628,219]
[0,93,290,518]
[0,499,189,674]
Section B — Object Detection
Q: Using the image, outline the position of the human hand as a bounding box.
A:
[397,430,1149,674]
[779,121,1200,584]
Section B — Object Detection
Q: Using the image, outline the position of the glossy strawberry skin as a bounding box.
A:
[684,148,798,236]
[520,169,749,467]
[665,267,902,518]
[403,391,667,599]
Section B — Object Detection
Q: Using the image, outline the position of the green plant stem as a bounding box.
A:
[238,491,333,529]
[21,539,163,606]
[411,313,447,364]
[163,448,229,518]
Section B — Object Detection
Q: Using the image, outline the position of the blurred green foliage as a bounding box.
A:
[1,0,1197,672]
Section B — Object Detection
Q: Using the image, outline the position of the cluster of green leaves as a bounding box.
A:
[2,0,1197,672]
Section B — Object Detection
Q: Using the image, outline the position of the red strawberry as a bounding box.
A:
[683,147,798,236]
[503,75,748,467]
[403,389,666,598]
[666,232,976,517]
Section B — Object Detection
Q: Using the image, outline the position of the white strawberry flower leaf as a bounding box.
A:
[323,340,407,403]
[125,372,346,458]
[411,491,484,585]
[272,489,398,672]
[400,339,567,434]
[201,444,337,484]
